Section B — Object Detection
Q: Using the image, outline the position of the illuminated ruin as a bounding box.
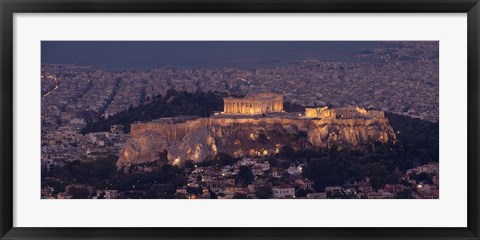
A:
[304,106,384,119]
[223,93,283,115]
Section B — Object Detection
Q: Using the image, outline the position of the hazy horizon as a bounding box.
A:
[41,41,382,71]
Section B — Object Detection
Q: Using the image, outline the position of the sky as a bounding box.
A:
[41,41,381,71]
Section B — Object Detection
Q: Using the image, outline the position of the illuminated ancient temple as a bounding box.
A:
[305,106,385,119]
[304,106,336,119]
[223,93,284,115]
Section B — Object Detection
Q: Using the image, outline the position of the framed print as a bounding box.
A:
[1,0,479,239]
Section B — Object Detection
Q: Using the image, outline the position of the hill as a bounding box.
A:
[82,90,305,134]
[81,90,225,134]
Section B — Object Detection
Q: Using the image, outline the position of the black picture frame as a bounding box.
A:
[1,0,479,239]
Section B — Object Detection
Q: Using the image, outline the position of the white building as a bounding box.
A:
[238,158,254,166]
[287,165,302,175]
[272,185,295,199]
[406,162,439,176]
[105,190,119,199]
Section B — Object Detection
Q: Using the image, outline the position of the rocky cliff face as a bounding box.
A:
[117,117,396,167]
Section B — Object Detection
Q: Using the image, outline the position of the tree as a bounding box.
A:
[214,152,235,166]
[395,190,412,199]
[233,193,248,199]
[258,133,269,144]
[169,175,187,188]
[410,172,432,184]
[94,157,117,180]
[236,166,255,187]
[256,186,273,199]
[279,145,295,159]
[184,160,195,169]
[42,178,65,195]
[296,188,313,198]
[41,164,48,177]
[280,159,292,169]
[157,150,169,165]
[296,131,308,140]
[70,187,90,199]
[97,192,106,199]
[267,157,278,167]
[209,188,217,199]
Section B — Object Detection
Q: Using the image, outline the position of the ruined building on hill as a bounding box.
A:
[304,106,385,119]
[223,93,284,115]
[117,93,396,167]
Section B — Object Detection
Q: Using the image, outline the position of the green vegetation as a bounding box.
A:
[213,152,237,166]
[385,112,439,165]
[257,133,269,144]
[191,152,239,168]
[409,172,434,184]
[44,156,186,199]
[255,186,273,199]
[53,155,118,187]
[82,90,226,133]
[300,112,438,192]
[235,166,255,187]
[233,193,248,199]
[69,187,91,199]
[296,188,314,198]
[284,101,305,112]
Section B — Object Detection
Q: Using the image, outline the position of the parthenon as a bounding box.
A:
[223,93,284,115]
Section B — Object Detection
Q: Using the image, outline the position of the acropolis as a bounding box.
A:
[118,92,394,167]
[221,93,385,120]
[223,93,284,115]
[304,106,385,119]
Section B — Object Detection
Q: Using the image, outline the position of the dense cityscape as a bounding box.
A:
[41,41,439,199]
